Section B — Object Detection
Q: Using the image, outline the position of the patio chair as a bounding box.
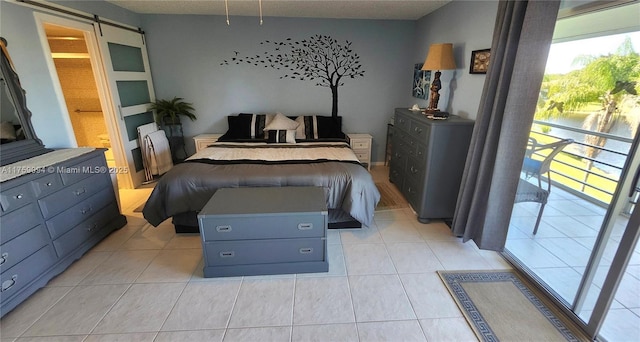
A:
[522,138,574,192]
[515,179,549,235]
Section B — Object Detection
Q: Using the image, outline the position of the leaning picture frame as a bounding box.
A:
[470,49,491,74]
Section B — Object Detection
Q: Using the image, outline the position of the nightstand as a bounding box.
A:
[347,133,372,170]
[193,133,223,153]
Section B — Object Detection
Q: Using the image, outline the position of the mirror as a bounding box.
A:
[0,37,49,166]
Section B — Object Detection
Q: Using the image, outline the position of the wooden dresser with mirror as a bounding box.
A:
[0,38,127,317]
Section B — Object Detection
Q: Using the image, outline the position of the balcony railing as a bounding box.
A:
[530,120,634,214]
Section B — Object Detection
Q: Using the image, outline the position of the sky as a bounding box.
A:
[545,31,640,74]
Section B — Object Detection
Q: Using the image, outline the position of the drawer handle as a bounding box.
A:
[410,166,418,174]
[414,127,422,134]
[74,187,86,196]
[87,223,98,232]
[0,252,7,265]
[417,151,423,156]
[298,223,313,230]
[408,187,414,194]
[299,248,313,254]
[1,275,17,292]
[81,206,92,215]
[15,193,23,200]
[220,251,235,258]
[216,225,232,232]
[46,182,52,187]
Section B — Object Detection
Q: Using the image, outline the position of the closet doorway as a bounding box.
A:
[43,24,114,163]
[35,13,134,190]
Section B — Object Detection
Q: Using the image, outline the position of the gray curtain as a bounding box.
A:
[451,0,561,251]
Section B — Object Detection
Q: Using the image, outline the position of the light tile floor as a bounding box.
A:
[507,180,639,342]
[0,166,513,341]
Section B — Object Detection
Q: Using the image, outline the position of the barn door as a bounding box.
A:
[96,24,156,188]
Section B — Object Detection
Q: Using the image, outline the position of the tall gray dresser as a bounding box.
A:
[0,149,127,317]
[389,108,474,223]
[198,187,328,277]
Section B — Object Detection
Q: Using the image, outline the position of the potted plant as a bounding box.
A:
[150,97,197,125]
[149,97,196,162]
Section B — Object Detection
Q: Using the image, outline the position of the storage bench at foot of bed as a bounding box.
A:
[197,186,329,277]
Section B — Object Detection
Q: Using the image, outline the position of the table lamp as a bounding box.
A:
[421,43,456,117]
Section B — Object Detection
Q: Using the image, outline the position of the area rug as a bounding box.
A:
[375,182,408,210]
[438,270,589,342]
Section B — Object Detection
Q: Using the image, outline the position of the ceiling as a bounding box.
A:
[104,0,452,20]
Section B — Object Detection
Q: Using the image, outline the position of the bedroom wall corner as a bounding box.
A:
[411,0,498,121]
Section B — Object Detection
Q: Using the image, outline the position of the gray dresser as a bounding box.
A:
[389,108,474,223]
[198,187,328,277]
[0,149,127,317]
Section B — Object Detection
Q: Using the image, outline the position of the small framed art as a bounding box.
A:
[470,49,490,74]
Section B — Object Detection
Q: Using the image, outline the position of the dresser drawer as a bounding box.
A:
[0,182,35,214]
[52,203,119,258]
[46,187,114,240]
[0,203,42,244]
[0,225,49,274]
[200,214,325,241]
[60,155,105,185]
[403,178,422,210]
[204,238,325,266]
[389,164,404,187]
[409,121,430,141]
[31,173,63,198]
[0,245,56,303]
[406,157,425,182]
[39,173,110,219]
[409,143,427,162]
[395,113,411,132]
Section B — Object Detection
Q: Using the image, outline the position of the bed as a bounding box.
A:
[142,113,380,233]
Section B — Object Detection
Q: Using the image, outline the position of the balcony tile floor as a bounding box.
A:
[507,180,639,341]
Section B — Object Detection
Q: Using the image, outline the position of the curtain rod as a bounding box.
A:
[16,0,145,37]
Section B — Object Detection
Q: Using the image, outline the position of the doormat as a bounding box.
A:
[375,182,408,210]
[438,270,589,342]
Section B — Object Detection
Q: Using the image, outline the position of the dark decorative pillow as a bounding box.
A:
[220,114,253,140]
[296,115,344,140]
[266,129,296,143]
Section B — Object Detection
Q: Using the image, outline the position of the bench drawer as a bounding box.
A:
[200,214,325,241]
[204,238,325,266]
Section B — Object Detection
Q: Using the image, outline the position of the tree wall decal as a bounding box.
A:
[221,34,365,118]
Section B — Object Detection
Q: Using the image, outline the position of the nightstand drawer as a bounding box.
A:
[351,140,370,149]
[200,214,325,241]
[204,238,325,266]
[353,150,369,161]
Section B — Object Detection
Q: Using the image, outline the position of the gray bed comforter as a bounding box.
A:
[143,145,380,227]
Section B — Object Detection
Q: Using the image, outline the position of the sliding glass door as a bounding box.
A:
[503,1,640,340]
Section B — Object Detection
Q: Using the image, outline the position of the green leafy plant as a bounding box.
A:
[150,97,196,125]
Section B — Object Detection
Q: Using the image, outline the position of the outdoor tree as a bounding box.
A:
[221,35,365,118]
[537,37,640,170]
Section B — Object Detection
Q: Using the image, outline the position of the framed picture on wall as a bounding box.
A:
[412,63,431,100]
[470,49,491,74]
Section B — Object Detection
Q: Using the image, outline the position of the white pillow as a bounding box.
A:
[263,112,299,131]
[294,116,306,140]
